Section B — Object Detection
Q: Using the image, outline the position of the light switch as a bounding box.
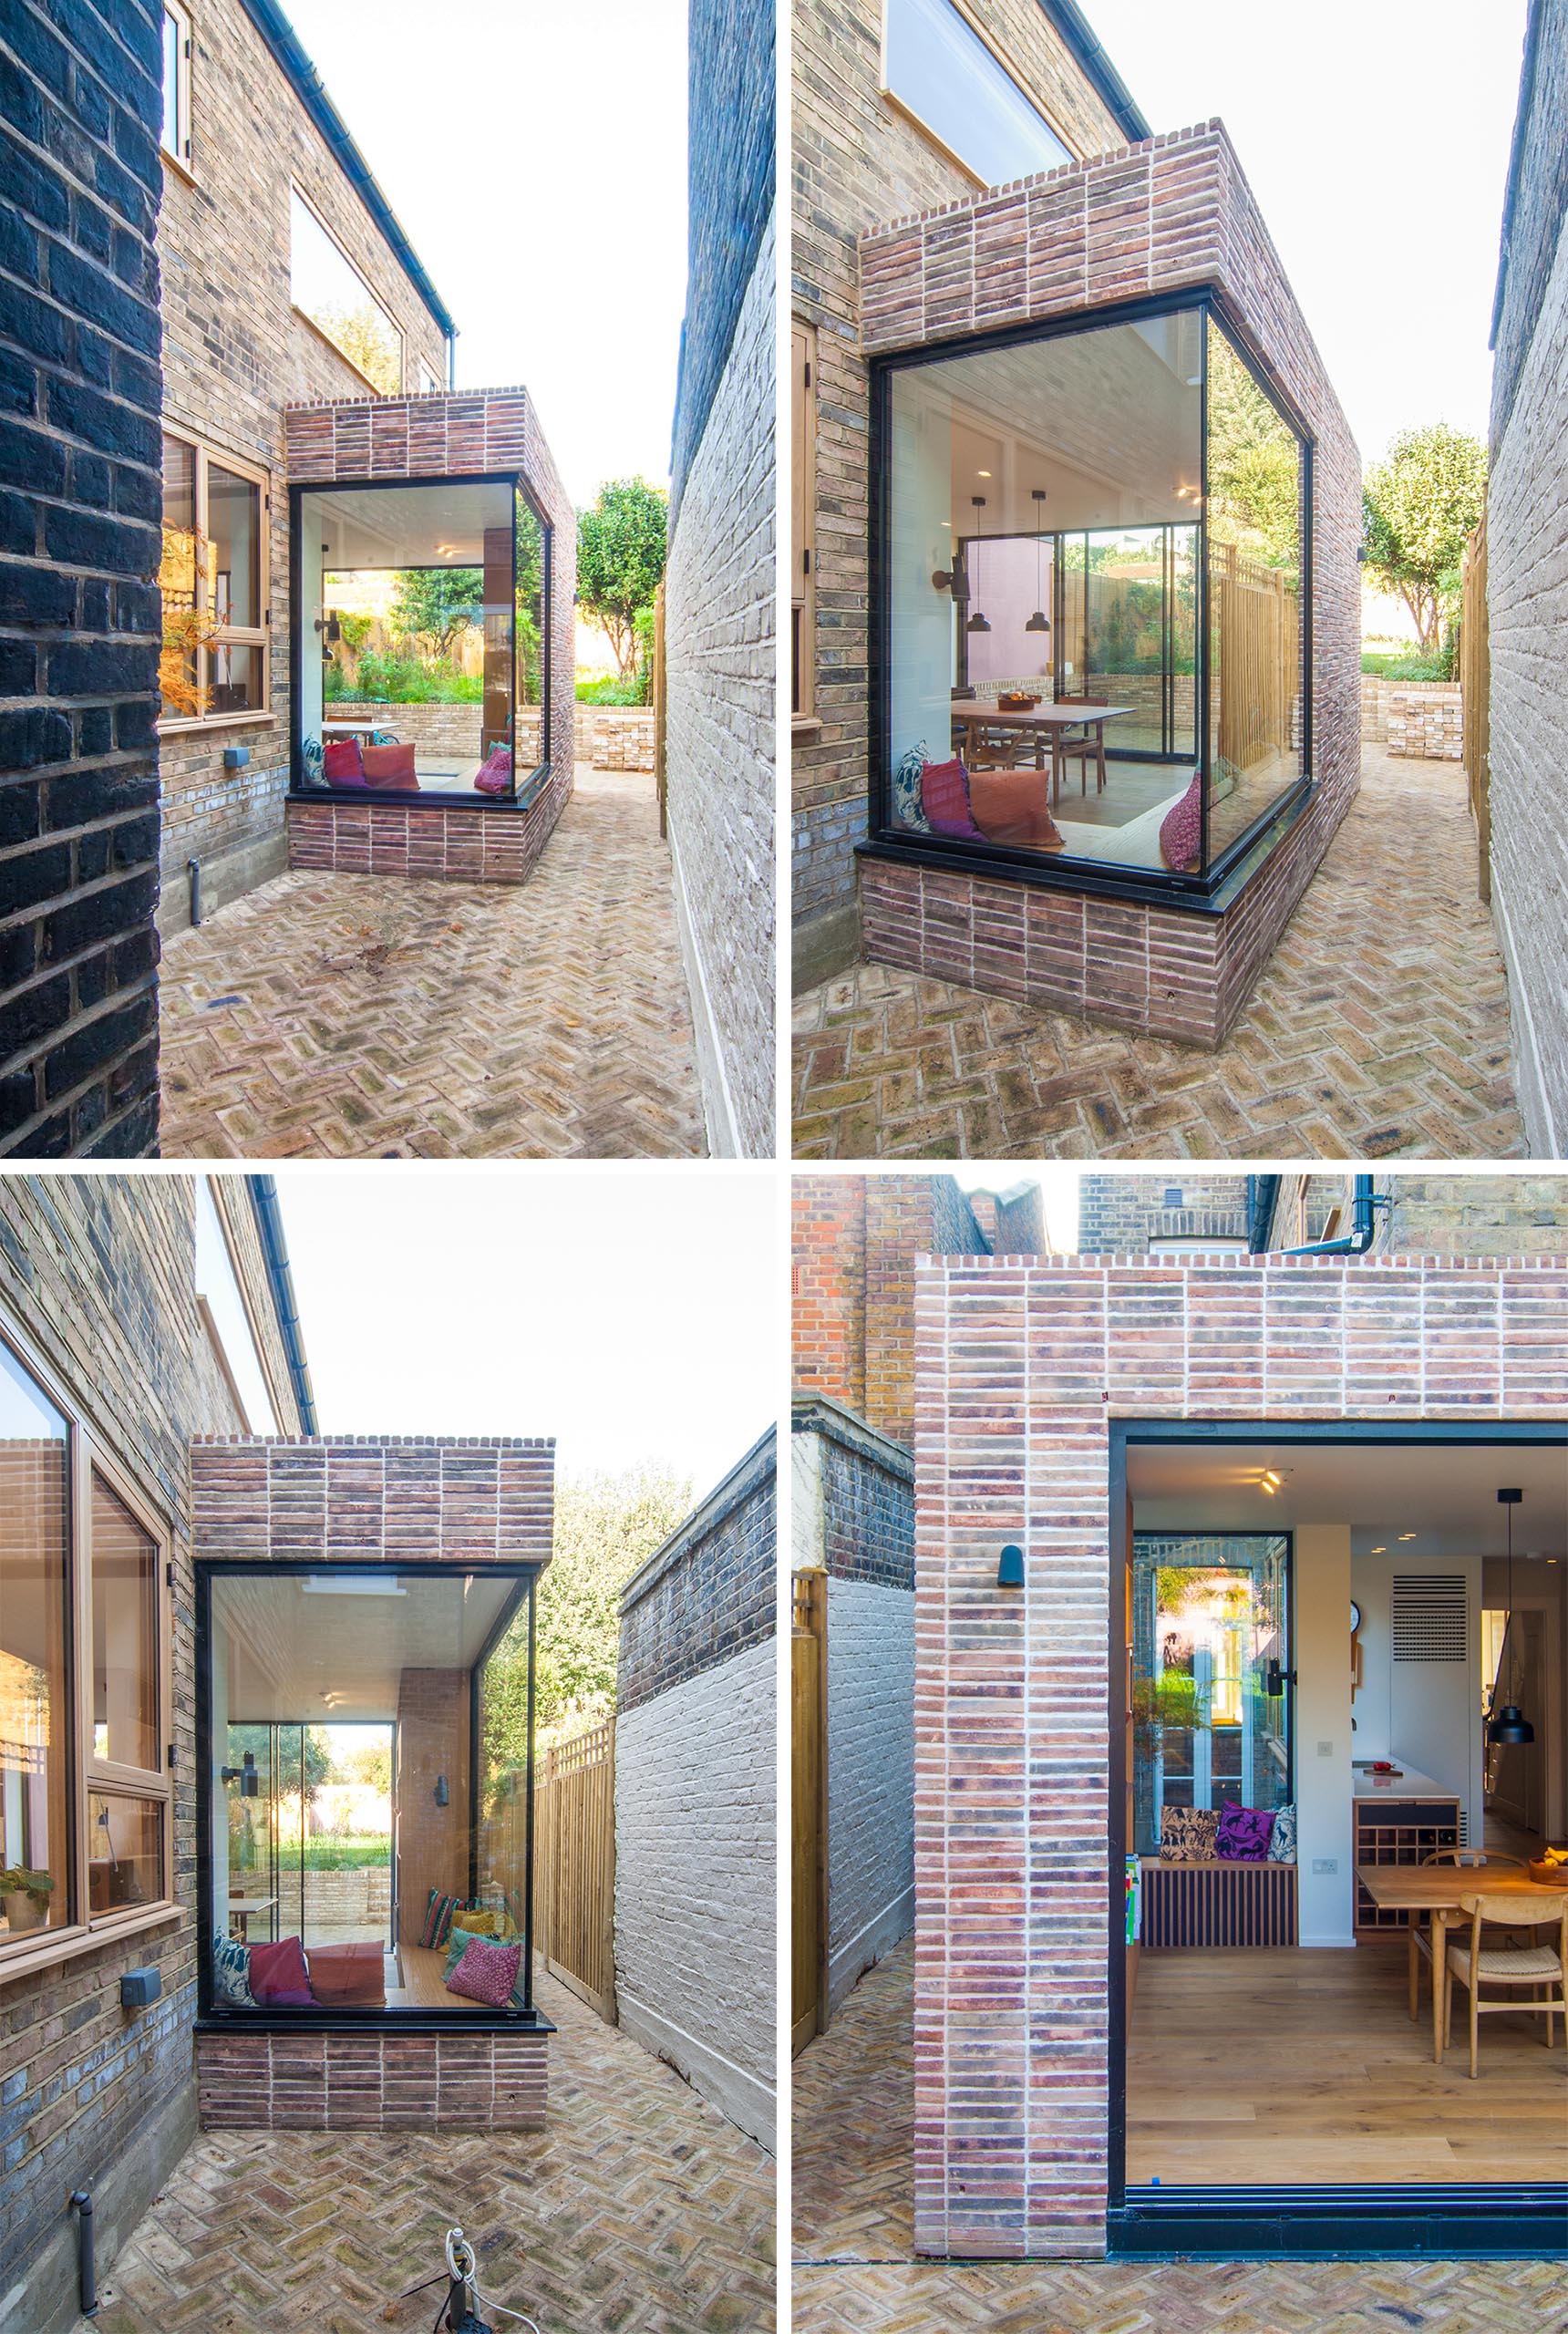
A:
[1316,1740,1333,1757]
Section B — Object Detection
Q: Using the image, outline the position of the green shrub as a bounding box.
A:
[328,653,482,705]
[273,1835,391,1872]
[575,671,647,706]
[1361,648,1449,681]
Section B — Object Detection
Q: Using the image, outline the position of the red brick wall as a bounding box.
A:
[189,1437,556,1567]
[913,1251,1568,2259]
[196,2025,546,2131]
[286,783,569,887]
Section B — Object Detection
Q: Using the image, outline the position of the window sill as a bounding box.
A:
[0,1902,181,1987]
[159,712,278,737]
[792,716,823,738]
[160,147,197,191]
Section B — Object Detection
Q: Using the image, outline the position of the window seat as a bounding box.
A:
[386,1943,523,2012]
[1139,1854,1299,1948]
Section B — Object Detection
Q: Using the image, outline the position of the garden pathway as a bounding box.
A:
[159,767,705,1158]
[75,1968,774,2334]
[793,1942,1568,2334]
[792,744,1527,1159]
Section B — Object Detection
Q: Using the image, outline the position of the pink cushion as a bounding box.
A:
[919,758,985,842]
[248,1935,314,2006]
[474,746,511,797]
[1160,773,1202,872]
[445,1935,521,2008]
[323,738,367,788]
[360,742,418,790]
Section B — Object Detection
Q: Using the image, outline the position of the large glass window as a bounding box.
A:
[877,300,1308,885]
[295,477,549,800]
[203,1565,537,2019]
[290,188,402,396]
[160,431,269,726]
[883,0,1072,185]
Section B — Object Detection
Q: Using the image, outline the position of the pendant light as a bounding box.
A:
[1487,1487,1535,1746]
[1025,488,1051,634]
[965,498,991,633]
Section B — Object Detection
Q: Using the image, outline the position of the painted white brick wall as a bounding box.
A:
[614,1635,777,2149]
[827,1576,914,2012]
[663,214,777,1158]
[1489,202,1568,1160]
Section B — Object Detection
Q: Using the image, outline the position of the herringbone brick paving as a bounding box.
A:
[77,1971,774,2334]
[791,1942,1568,2334]
[792,746,1527,1159]
[159,768,706,1159]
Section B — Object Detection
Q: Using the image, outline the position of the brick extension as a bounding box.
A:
[195,2025,547,2133]
[852,121,1361,1046]
[912,1250,1568,2260]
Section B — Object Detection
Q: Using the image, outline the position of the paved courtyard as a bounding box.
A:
[159,767,705,1158]
[793,745,1527,1159]
[792,1942,1568,2334]
[77,1969,774,2334]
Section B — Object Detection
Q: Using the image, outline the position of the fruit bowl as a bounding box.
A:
[998,692,1040,710]
[1528,1853,1567,1887]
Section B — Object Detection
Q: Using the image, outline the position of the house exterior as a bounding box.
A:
[662,0,777,1157]
[1079,1170,1568,1260]
[791,2,1360,1055]
[614,1428,777,2145]
[1484,0,1568,1159]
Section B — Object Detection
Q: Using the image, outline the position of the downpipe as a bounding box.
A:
[187,857,201,928]
[69,2191,97,2318]
[1282,1172,1389,1256]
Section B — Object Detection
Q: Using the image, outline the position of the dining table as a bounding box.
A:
[226,1894,278,1943]
[1354,1863,1563,2061]
[949,700,1133,786]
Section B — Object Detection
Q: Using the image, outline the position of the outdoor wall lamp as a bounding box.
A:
[220,1750,260,1798]
[1487,1490,1535,1746]
[434,1772,449,1807]
[997,1544,1025,1589]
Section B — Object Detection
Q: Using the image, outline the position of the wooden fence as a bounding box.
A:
[791,1570,827,2055]
[1461,511,1491,904]
[521,1716,617,2023]
[1214,542,1299,772]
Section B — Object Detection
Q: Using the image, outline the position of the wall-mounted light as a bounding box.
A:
[220,1750,260,1799]
[434,1772,449,1808]
[997,1544,1025,1589]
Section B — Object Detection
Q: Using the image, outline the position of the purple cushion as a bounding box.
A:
[446,1936,521,2008]
[474,746,511,797]
[1160,772,1202,871]
[1215,1803,1276,1862]
[919,758,985,842]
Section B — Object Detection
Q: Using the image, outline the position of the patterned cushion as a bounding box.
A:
[1159,772,1202,872]
[919,758,985,842]
[442,1923,487,1982]
[445,1936,521,2008]
[1158,1806,1220,1863]
[1267,1802,1297,1864]
[1216,1803,1276,1861]
[419,1888,472,1950]
[300,735,325,788]
[211,1929,253,2008]
[892,741,931,832]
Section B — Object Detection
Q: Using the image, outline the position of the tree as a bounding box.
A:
[1362,424,1487,654]
[390,565,484,661]
[480,1463,692,1792]
[576,478,668,676]
[1207,331,1302,573]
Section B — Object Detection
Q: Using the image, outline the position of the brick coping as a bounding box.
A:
[189,1432,556,1447]
[194,2009,556,2035]
[861,118,1227,238]
[915,1252,1568,1272]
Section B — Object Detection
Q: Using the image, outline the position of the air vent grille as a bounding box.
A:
[1391,1575,1468,1663]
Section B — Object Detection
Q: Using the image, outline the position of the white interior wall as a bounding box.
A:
[1295,1525,1356,1947]
[1351,1551,1484,1843]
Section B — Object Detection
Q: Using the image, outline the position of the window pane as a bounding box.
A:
[290,189,401,396]
[208,464,260,631]
[91,1472,159,1774]
[0,1342,72,1941]
[88,1792,163,1915]
[161,8,181,155]
[885,0,1071,185]
[160,433,201,720]
[514,491,546,771]
[1205,318,1305,863]
[209,643,263,717]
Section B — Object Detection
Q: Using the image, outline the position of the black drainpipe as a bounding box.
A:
[69,2192,97,2317]
[187,858,201,928]
[1038,1,1151,142]
[1245,1172,1281,1254]
[1283,1173,1387,1256]
[251,1176,318,1433]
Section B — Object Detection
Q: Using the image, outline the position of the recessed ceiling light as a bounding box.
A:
[1398,1532,1417,1541]
[1371,1545,1387,1554]
[977,470,992,478]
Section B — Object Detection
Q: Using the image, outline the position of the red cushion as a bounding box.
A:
[968,769,1065,852]
[307,1941,386,2006]
[919,758,985,842]
[323,738,367,787]
[446,1935,521,2008]
[248,1935,314,2006]
[1160,773,1202,872]
[360,742,418,790]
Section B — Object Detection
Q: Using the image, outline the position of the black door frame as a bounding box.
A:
[1108,1418,1568,2257]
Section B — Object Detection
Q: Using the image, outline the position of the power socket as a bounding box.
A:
[1311,1858,1338,1875]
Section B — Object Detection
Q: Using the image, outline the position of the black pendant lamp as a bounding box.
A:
[965,499,991,632]
[1487,1487,1535,1746]
[1025,489,1051,634]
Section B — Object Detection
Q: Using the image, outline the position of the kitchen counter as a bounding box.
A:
[1351,1760,1456,1801]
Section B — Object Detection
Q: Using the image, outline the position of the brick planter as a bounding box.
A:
[196,2025,548,2131]
[286,766,570,885]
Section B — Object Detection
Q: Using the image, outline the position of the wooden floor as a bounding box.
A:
[1127,1946,1568,2186]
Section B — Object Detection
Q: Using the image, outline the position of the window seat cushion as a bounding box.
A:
[968,768,1065,851]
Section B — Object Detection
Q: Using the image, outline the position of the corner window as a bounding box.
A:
[161,1,191,167]
[1,1325,173,1978]
[882,0,1072,185]
[792,323,817,723]
[160,430,270,727]
[875,297,1308,889]
[290,186,403,396]
[294,475,550,800]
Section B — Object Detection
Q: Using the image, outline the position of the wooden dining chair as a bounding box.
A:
[1051,696,1109,798]
[1441,1889,1568,2075]
[1407,1850,1526,2020]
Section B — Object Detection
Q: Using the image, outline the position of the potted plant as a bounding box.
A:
[2,1866,55,1933]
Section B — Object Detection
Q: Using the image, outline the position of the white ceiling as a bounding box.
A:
[1130,1439,1568,1562]
[214,1572,519,1723]
[306,480,513,571]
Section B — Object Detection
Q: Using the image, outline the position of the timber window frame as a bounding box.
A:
[880,0,1075,188]
[160,1,192,171]
[158,428,272,734]
[0,1306,176,1988]
[792,321,819,728]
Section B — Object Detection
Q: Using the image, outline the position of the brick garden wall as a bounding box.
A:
[614,1430,776,2146]
[790,0,1125,980]
[853,123,1363,1048]
[912,1250,1568,2260]
[0,1174,301,2334]
[1360,672,1461,749]
[0,0,164,1157]
[1387,686,1462,759]
[155,0,450,935]
[1487,0,1568,1158]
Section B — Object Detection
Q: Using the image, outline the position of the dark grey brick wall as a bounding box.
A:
[618,1429,775,1714]
[0,0,164,1157]
[797,1399,914,1593]
[1491,0,1568,446]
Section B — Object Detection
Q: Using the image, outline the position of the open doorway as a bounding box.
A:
[1114,1427,1566,2226]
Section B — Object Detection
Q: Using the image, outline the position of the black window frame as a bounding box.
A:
[863,285,1316,914]
[287,470,553,814]
[195,1556,549,2035]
